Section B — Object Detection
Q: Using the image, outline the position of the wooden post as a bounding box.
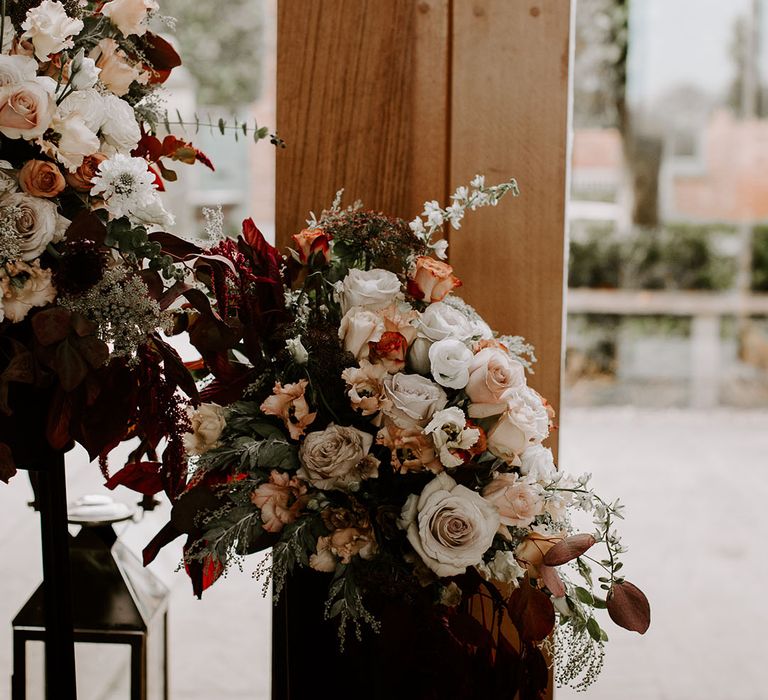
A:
[276,1,571,697]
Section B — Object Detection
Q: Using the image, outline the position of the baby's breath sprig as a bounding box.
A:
[408,176,520,257]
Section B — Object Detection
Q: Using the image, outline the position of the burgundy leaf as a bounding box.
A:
[143,521,183,566]
[150,335,199,401]
[507,581,556,643]
[105,461,164,496]
[149,231,203,260]
[542,533,596,566]
[0,442,17,483]
[63,210,107,245]
[31,307,72,346]
[607,580,651,634]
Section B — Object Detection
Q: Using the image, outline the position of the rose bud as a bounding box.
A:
[407,256,461,303]
[292,227,331,265]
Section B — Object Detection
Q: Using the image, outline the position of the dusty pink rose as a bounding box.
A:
[309,526,378,572]
[250,470,308,533]
[298,424,379,491]
[341,359,390,416]
[407,256,461,303]
[466,347,526,418]
[376,421,442,474]
[260,379,317,441]
[482,472,544,527]
[90,38,148,96]
[486,386,551,464]
[0,77,56,140]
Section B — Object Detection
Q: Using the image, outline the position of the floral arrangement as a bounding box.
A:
[0,0,231,489]
[146,179,650,696]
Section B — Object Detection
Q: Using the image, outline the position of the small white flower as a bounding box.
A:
[445,201,464,230]
[409,216,425,235]
[421,200,444,228]
[286,335,309,365]
[429,238,449,260]
[470,174,485,189]
[451,185,468,202]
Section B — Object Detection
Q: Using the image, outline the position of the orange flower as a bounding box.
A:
[260,379,317,440]
[19,160,66,198]
[250,470,308,533]
[368,331,408,373]
[407,256,462,303]
[292,227,331,265]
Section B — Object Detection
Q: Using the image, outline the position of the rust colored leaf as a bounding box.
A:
[543,533,596,566]
[507,581,555,643]
[607,580,651,634]
[31,307,72,346]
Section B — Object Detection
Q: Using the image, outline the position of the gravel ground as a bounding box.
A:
[1,407,765,699]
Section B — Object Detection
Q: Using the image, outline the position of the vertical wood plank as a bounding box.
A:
[449,0,571,455]
[276,0,449,247]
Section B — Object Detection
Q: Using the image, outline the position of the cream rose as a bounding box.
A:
[90,37,148,97]
[338,306,384,360]
[19,160,66,198]
[0,259,56,322]
[298,424,379,491]
[486,387,550,464]
[340,267,402,315]
[399,472,500,577]
[428,338,473,389]
[0,54,37,87]
[466,347,526,418]
[482,472,544,527]
[381,372,447,428]
[519,444,557,483]
[409,301,476,373]
[100,93,141,154]
[101,0,158,37]
[21,0,84,61]
[0,76,56,140]
[183,403,226,455]
[0,192,68,260]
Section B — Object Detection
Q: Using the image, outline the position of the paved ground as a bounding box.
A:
[1,407,766,699]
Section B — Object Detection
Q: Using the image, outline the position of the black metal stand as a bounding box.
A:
[36,453,77,700]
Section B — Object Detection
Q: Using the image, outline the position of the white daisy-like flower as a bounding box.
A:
[90,154,169,226]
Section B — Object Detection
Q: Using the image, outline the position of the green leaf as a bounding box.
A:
[218,117,226,135]
[574,586,607,609]
[586,617,602,642]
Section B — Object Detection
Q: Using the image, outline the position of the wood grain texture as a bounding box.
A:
[276,0,449,244]
[449,0,571,457]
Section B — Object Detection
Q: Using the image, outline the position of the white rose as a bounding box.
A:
[424,407,480,469]
[340,268,402,315]
[99,93,141,154]
[285,335,309,365]
[56,88,106,132]
[429,338,473,389]
[0,192,68,260]
[399,472,500,577]
[338,306,384,360]
[101,0,158,37]
[408,301,476,373]
[47,114,100,171]
[69,49,101,90]
[382,372,447,428]
[487,387,550,464]
[0,76,56,140]
[129,194,174,229]
[519,444,557,483]
[183,403,226,455]
[0,54,37,87]
[21,0,84,61]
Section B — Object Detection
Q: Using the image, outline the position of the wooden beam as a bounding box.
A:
[449,0,572,457]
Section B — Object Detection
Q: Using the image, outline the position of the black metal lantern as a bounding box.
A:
[12,501,170,700]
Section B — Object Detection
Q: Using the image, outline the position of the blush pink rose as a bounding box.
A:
[466,347,526,418]
[0,77,56,140]
[407,256,461,303]
[482,472,544,527]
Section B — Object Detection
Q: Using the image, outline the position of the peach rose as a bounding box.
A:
[482,472,544,528]
[250,470,308,533]
[89,38,148,96]
[309,526,378,572]
[0,77,57,140]
[466,347,526,418]
[0,259,57,322]
[19,160,66,198]
[291,227,331,265]
[376,421,442,474]
[260,379,317,441]
[341,359,390,416]
[101,0,158,37]
[515,530,564,578]
[407,256,461,303]
[64,153,108,192]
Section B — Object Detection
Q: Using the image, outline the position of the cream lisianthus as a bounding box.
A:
[0,259,56,322]
[399,472,499,577]
[21,0,84,61]
[423,407,480,469]
[428,337,473,389]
